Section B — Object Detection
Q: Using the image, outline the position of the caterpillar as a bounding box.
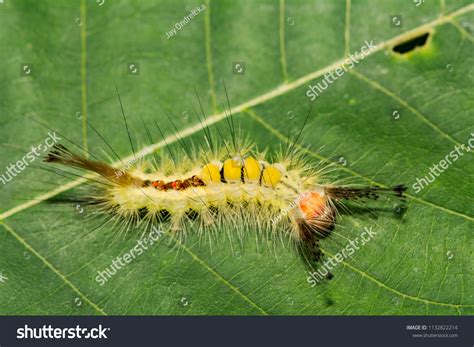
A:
[37,86,407,280]
[43,112,407,275]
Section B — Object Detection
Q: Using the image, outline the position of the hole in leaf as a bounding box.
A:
[392,32,430,54]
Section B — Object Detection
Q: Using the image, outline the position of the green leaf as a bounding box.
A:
[0,0,472,315]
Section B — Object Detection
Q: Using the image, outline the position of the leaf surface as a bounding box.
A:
[0,0,472,315]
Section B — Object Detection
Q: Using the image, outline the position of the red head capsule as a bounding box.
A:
[298,191,328,220]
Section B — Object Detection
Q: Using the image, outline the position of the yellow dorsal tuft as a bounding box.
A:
[243,157,261,183]
[262,165,282,188]
[200,163,221,184]
[223,158,242,183]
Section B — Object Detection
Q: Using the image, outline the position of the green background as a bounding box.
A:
[0,0,472,315]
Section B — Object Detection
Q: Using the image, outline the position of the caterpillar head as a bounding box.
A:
[297,187,335,237]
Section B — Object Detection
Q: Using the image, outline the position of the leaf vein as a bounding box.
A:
[0,221,107,315]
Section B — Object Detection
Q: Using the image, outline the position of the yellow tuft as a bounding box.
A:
[200,163,221,184]
[243,157,261,183]
[223,158,242,183]
[262,166,282,188]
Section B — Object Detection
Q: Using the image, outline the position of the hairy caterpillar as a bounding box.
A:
[42,90,407,277]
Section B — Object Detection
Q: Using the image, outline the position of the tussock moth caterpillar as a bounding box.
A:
[43,89,407,278]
